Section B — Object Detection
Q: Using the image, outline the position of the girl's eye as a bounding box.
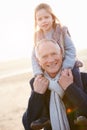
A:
[38,18,42,21]
[45,16,49,19]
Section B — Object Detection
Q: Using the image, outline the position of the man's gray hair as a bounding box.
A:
[35,38,63,59]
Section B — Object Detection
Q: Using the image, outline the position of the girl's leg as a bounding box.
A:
[72,64,83,89]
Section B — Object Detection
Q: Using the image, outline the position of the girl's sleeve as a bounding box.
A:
[31,47,43,76]
[62,33,76,70]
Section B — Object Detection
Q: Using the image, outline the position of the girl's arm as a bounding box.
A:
[31,48,43,76]
[62,28,76,69]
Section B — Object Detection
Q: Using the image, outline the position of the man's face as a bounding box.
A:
[37,41,63,77]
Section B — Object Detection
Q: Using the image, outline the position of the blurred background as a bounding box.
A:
[0,0,87,130]
[0,0,87,77]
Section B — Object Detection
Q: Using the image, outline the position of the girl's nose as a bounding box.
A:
[42,18,46,23]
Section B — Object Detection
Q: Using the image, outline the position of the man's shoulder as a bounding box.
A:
[29,77,35,89]
[81,72,87,93]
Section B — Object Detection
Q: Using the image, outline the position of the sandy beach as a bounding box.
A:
[0,59,32,130]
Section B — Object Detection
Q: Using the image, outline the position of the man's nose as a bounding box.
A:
[47,56,54,62]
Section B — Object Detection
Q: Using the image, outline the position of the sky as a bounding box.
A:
[0,0,87,61]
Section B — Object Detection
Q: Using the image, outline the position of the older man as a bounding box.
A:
[22,39,87,130]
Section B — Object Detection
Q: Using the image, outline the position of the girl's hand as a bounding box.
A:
[59,69,73,90]
[33,75,49,94]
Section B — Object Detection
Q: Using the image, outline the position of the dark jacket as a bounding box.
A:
[22,72,87,130]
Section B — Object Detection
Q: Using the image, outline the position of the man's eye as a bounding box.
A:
[43,56,47,59]
[51,53,56,56]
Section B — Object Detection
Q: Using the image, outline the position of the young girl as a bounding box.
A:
[31,3,84,129]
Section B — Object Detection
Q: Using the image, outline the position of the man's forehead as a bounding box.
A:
[35,39,62,58]
[38,41,61,56]
[38,40,60,51]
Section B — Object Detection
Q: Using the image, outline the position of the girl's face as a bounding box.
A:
[36,9,54,33]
